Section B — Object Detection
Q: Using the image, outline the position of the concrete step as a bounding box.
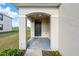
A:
[24,49,42,56]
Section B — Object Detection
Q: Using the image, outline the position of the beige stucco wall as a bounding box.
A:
[59,3,79,56]
[0,15,12,32]
[19,7,58,18]
[42,19,50,37]
[19,15,27,50]
[50,16,59,50]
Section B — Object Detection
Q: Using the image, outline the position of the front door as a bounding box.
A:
[35,21,41,36]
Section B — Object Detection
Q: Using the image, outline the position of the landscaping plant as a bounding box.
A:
[0,48,24,56]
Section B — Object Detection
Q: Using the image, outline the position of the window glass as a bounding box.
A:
[0,14,3,21]
[0,24,3,30]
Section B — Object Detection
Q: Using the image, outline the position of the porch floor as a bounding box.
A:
[27,37,50,50]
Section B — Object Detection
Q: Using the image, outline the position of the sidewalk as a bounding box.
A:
[24,49,42,56]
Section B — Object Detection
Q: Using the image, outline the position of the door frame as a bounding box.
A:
[34,20,42,36]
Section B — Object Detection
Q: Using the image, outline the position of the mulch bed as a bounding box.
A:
[42,50,61,56]
[21,50,26,56]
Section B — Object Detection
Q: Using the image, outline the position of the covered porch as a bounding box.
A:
[16,3,59,50]
[27,37,50,50]
[27,12,50,50]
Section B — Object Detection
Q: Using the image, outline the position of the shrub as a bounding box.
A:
[0,48,24,56]
[42,50,61,56]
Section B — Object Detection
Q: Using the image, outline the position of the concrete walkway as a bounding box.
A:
[27,37,50,50]
[25,37,50,56]
[24,49,42,56]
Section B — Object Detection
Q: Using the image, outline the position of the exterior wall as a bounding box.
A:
[50,16,59,50]
[19,7,58,16]
[0,15,12,32]
[19,15,27,50]
[42,19,50,37]
[59,3,79,56]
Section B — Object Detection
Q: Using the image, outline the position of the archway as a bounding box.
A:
[26,12,51,49]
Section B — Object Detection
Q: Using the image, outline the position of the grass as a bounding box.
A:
[26,29,31,40]
[0,31,19,37]
[12,27,19,31]
[0,31,19,50]
[0,27,31,50]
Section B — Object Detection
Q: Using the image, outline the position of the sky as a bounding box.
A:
[0,3,31,27]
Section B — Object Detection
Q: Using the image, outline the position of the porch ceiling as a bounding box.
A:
[27,12,50,20]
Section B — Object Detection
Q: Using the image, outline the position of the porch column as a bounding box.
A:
[50,15,59,50]
[19,14,27,50]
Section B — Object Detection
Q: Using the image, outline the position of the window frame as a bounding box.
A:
[0,24,3,30]
[0,14,3,21]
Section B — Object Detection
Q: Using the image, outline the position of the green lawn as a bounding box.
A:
[0,31,19,50]
[0,27,31,50]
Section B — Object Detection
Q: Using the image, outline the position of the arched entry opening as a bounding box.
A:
[26,12,51,49]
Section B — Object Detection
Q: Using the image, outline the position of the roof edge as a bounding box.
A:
[0,13,13,19]
[13,3,60,7]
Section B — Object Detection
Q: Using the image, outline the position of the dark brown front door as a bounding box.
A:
[35,21,41,36]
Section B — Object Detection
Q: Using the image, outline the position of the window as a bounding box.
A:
[0,24,3,30]
[0,14,3,21]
